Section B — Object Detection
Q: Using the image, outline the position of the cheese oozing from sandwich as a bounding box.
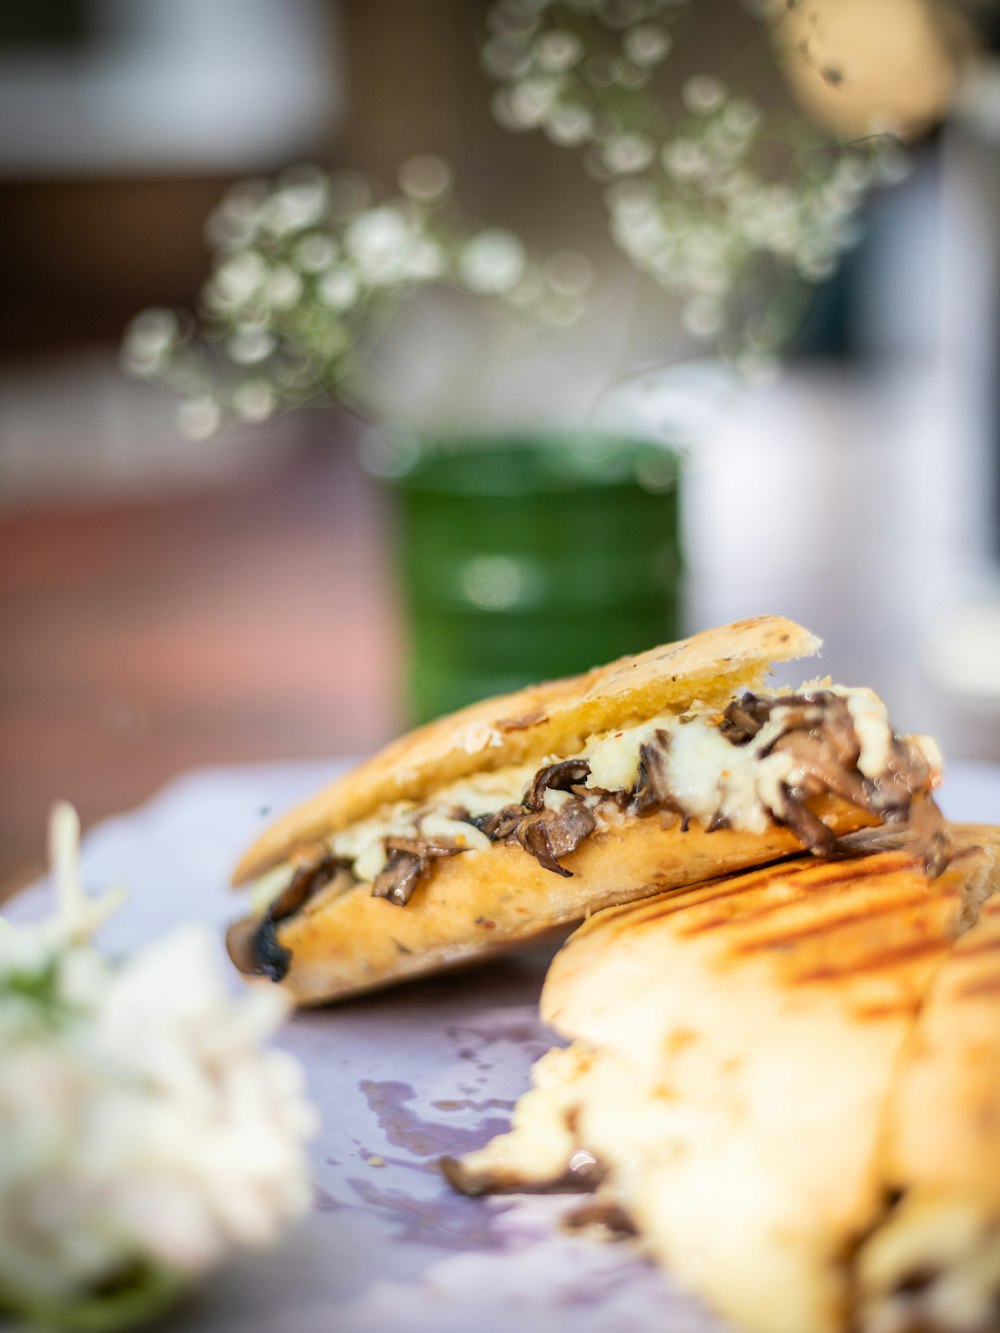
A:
[246,683,944,917]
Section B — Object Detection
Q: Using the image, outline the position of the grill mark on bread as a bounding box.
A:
[720,879,949,954]
[680,867,924,941]
[788,935,950,984]
[952,973,1000,999]
[853,1001,922,1021]
[723,889,944,955]
[609,855,919,942]
[952,934,1000,957]
[598,860,813,935]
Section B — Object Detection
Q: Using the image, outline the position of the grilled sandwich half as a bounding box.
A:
[445,824,1000,1333]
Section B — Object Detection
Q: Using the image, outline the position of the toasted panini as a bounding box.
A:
[446,825,1000,1333]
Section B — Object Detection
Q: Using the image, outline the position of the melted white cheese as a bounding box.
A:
[584,719,665,792]
[436,762,537,817]
[331,802,420,868]
[420,812,492,851]
[249,861,296,915]
[665,719,775,834]
[835,686,892,778]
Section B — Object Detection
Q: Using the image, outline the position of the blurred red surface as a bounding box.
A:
[0,443,404,895]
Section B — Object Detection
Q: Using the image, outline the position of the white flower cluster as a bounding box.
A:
[0,805,317,1327]
[122,158,592,437]
[484,0,910,362]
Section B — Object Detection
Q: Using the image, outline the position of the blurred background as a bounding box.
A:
[3,0,1000,893]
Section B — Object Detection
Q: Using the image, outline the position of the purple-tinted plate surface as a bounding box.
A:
[6,759,998,1332]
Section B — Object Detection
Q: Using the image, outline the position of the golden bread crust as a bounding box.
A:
[230,794,869,1006]
[233,615,818,885]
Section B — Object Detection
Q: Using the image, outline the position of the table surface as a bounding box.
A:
[6,757,999,1333]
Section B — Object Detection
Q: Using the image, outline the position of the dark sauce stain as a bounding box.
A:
[360,1079,512,1157]
[443,1020,553,1069]
[432,1097,515,1113]
[313,1184,347,1212]
[346,1176,514,1252]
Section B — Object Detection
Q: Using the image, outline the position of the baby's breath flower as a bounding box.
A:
[0,805,316,1327]
[482,0,905,362]
[318,268,361,310]
[506,75,563,128]
[488,0,542,38]
[295,233,337,273]
[227,328,277,366]
[178,398,222,440]
[264,265,304,309]
[622,23,671,66]
[121,309,179,377]
[344,206,423,285]
[683,74,727,115]
[872,141,912,185]
[534,28,584,71]
[213,251,268,307]
[404,237,448,281]
[682,294,726,338]
[459,230,527,293]
[662,137,710,180]
[124,159,581,434]
[544,103,595,145]
[722,98,762,139]
[398,154,453,202]
[262,179,328,236]
[609,56,650,90]
[600,131,656,174]
[204,180,269,251]
[796,250,838,282]
[232,380,277,422]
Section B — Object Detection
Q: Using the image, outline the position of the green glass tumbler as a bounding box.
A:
[385,432,682,723]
